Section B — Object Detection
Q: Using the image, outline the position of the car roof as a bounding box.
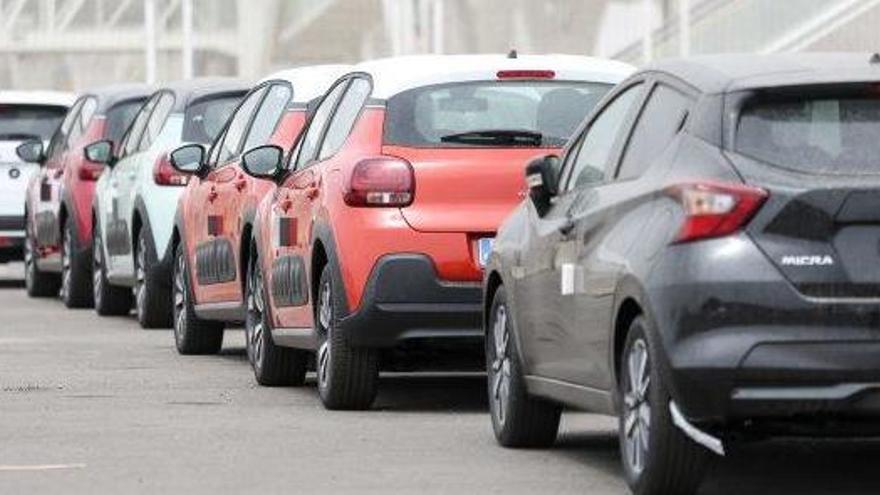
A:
[353,54,635,99]
[82,83,154,114]
[647,52,880,94]
[158,77,251,112]
[259,65,353,104]
[0,90,76,108]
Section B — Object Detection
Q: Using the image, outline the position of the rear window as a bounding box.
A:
[736,92,880,175]
[384,81,612,147]
[0,104,68,141]
[183,94,243,145]
[106,99,146,144]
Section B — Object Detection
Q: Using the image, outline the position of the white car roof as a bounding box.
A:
[354,54,635,99]
[0,90,77,107]
[260,65,353,103]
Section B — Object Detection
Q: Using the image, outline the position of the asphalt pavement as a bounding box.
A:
[1,262,880,494]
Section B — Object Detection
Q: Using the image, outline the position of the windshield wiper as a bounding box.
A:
[440,129,543,147]
[0,133,42,142]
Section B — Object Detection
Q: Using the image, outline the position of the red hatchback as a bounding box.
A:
[21,85,151,305]
[240,54,633,408]
[167,66,351,355]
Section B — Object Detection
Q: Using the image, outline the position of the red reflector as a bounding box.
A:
[344,157,414,207]
[665,181,768,243]
[496,70,556,80]
[153,152,189,186]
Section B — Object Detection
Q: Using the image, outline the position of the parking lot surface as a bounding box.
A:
[1,262,880,494]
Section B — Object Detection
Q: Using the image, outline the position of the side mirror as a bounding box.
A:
[241,145,284,180]
[16,140,45,164]
[525,154,561,217]
[169,144,206,175]
[84,140,115,166]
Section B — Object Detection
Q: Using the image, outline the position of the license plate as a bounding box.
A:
[477,237,494,267]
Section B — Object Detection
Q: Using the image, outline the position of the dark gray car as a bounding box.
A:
[484,53,880,495]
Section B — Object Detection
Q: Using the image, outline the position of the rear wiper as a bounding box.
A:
[440,129,543,147]
[0,133,42,142]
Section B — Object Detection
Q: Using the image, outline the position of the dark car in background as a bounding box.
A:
[483,53,880,495]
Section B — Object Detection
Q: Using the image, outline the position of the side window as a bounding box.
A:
[70,97,98,145]
[46,98,84,160]
[242,84,292,152]
[318,78,370,160]
[293,80,349,170]
[616,84,694,180]
[121,96,158,156]
[138,92,175,152]
[214,86,267,165]
[566,83,643,191]
[206,127,227,168]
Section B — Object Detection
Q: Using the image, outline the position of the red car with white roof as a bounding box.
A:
[239,54,633,408]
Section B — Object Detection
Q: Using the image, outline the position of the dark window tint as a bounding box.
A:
[215,87,266,165]
[319,78,370,159]
[293,80,347,170]
[139,92,175,151]
[242,85,291,151]
[184,93,244,145]
[617,84,692,180]
[384,81,611,147]
[0,104,68,141]
[737,92,880,175]
[122,96,158,156]
[105,98,146,144]
[567,83,643,191]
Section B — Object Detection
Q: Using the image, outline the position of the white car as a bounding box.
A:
[89,79,249,327]
[0,91,76,262]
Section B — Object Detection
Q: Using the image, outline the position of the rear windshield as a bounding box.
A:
[736,92,880,175]
[0,104,67,141]
[106,98,146,144]
[183,94,242,144]
[384,81,612,147]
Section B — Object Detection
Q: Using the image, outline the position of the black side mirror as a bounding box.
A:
[169,144,206,175]
[16,140,45,164]
[525,154,561,217]
[241,145,284,181]
[84,140,115,166]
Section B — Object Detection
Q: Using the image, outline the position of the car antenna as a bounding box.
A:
[508,49,518,59]
[871,53,880,65]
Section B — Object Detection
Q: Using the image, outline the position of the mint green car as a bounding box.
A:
[89,79,248,328]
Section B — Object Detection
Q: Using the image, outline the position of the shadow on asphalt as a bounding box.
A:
[0,279,25,289]
[373,374,489,413]
[217,346,248,362]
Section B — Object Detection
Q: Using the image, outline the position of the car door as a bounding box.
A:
[190,86,266,304]
[103,94,156,276]
[515,81,647,385]
[269,79,351,329]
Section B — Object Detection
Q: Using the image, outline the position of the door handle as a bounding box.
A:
[558,217,576,237]
[235,177,247,191]
[208,188,218,202]
[280,198,293,212]
[52,168,63,179]
[306,187,319,200]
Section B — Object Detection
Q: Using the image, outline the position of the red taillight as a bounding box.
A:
[153,152,189,186]
[666,181,767,243]
[78,163,104,181]
[344,157,414,207]
[496,70,556,80]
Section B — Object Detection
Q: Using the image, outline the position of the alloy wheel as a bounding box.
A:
[623,338,651,476]
[316,279,333,388]
[490,303,512,426]
[135,233,146,318]
[245,259,266,368]
[61,226,72,300]
[24,233,35,291]
[172,250,187,344]
[92,234,104,306]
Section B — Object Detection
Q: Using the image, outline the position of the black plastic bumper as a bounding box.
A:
[337,254,483,348]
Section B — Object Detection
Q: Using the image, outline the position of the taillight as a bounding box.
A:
[344,157,414,207]
[666,181,767,243]
[153,152,189,186]
[78,163,104,181]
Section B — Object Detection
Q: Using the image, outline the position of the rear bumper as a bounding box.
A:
[337,254,483,348]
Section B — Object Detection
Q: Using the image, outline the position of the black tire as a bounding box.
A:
[619,316,709,495]
[245,246,307,386]
[487,285,561,447]
[60,219,93,308]
[92,222,133,316]
[172,241,224,355]
[134,225,172,329]
[315,263,379,410]
[23,221,60,298]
